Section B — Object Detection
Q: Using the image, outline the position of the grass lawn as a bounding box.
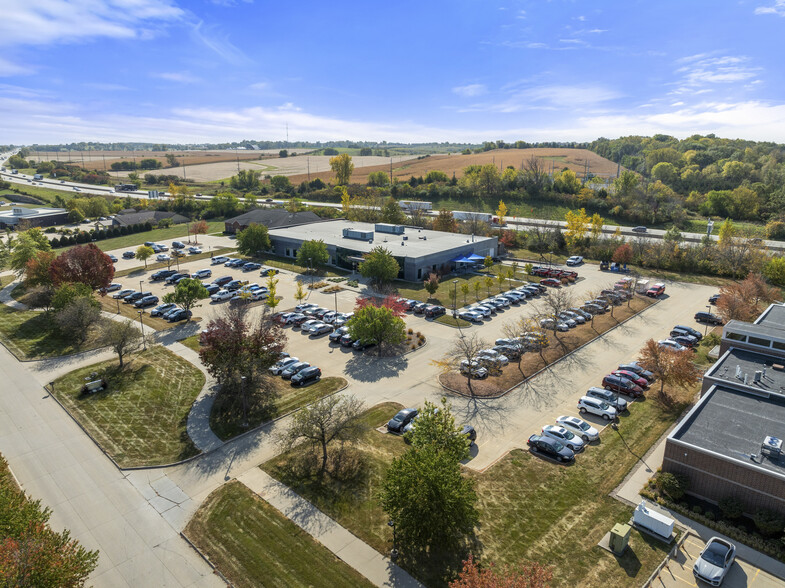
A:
[0,274,15,288]
[60,220,226,253]
[184,481,374,588]
[435,315,472,328]
[181,334,200,352]
[0,304,104,360]
[264,397,686,587]
[440,296,654,396]
[51,346,203,467]
[210,376,347,441]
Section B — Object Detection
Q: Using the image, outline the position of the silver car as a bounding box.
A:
[269,357,300,375]
[541,425,585,452]
[556,415,599,442]
[693,537,735,586]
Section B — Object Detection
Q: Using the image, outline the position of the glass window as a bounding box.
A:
[773,341,785,351]
[749,336,771,348]
[726,332,746,342]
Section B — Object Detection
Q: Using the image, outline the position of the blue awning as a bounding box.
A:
[466,253,485,262]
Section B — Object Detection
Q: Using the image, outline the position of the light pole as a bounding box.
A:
[548,250,554,268]
[116,298,120,314]
[452,279,458,318]
[388,520,398,562]
[334,289,338,315]
[139,279,144,295]
[138,310,146,350]
[241,375,249,429]
[309,257,313,288]
[704,304,712,337]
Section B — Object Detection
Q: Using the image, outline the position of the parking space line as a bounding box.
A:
[751,568,760,584]
[670,570,697,586]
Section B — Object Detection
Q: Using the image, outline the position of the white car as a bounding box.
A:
[308,322,333,335]
[112,288,135,299]
[577,396,617,421]
[156,254,171,262]
[556,415,599,442]
[211,256,229,265]
[188,247,203,254]
[658,339,688,352]
[299,319,322,331]
[295,303,318,312]
[470,305,492,317]
[693,537,736,586]
[566,255,584,266]
[541,425,586,452]
[269,357,300,376]
[192,269,212,279]
[560,310,586,324]
[248,289,268,301]
[458,310,484,323]
[210,289,233,301]
[556,314,577,328]
[477,349,509,366]
[492,297,511,307]
[540,318,569,332]
[459,360,488,379]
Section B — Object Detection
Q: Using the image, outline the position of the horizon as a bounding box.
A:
[2,1,785,145]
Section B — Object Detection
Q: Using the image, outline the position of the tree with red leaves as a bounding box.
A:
[49,244,114,291]
[24,250,56,289]
[189,219,209,244]
[612,243,633,265]
[355,295,407,317]
[450,555,552,588]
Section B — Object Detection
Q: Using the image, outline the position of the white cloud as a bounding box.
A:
[755,1,785,16]
[190,21,250,66]
[0,0,183,47]
[153,72,202,84]
[0,57,30,77]
[453,84,487,97]
[516,10,526,19]
[496,84,622,111]
[671,54,761,94]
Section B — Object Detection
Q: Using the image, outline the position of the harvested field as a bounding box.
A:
[286,148,621,186]
[439,296,654,397]
[27,149,270,172]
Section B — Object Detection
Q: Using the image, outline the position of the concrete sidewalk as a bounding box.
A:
[613,434,785,583]
[238,468,422,588]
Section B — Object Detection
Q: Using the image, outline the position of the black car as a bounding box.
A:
[340,333,355,347]
[695,311,723,325]
[133,295,159,308]
[352,339,376,351]
[151,269,177,281]
[261,268,279,276]
[108,254,118,262]
[122,251,135,259]
[172,241,185,249]
[387,408,418,433]
[242,262,261,271]
[329,327,348,343]
[670,330,699,347]
[167,308,192,322]
[225,259,245,268]
[124,291,152,303]
[225,280,247,291]
[425,305,446,318]
[462,424,477,444]
[618,363,655,382]
[709,293,721,305]
[527,434,575,463]
[413,302,429,314]
[291,366,321,386]
[212,275,233,287]
[400,299,418,311]
[165,273,188,284]
[673,324,703,340]
[203,283,220,295]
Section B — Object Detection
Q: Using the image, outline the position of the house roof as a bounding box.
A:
[225,208,321,229]
[113,211,188,226]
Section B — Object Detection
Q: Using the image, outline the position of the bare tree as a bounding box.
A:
[540,288,575,349]
[100,319,143,368]
[279,394,366,477]
[436,332,489,395]
[501,316,545,377]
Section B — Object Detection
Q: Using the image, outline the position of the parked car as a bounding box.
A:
[223,258,243,267]
[540,318,569,332]
[157,244,169,251]
[151,269,177,281]
[694,311,724,325]
[611,370,650,389]
[113,288,135,299]
[708,293,721,305]
[577,396,618,420]
[527,434,575,463]
[581,303,605,315]
[387,408,419,433]
[673,324,703,340]
[133,295,159,308]
[122,251,135,259]
[243,262,262,271]
[470,305,492,318]
[352,339,376,351]
[477,349,509,367]
[619,362,655,382]
[211,256,229,265]
[339,333,356,347]
[210,289,233,302]
[167,308,192,322]
[103,283,122,292]
[269,357,300,375]
[541,278,561,287]
[425,305,446,318]
[556,415,599,442]
[603,373,645,399]
[541,425,585,452]
[492,296,511,307]
[124,291,151,304]
[504,291,525,302]
[291,366,321,386]
[261,268,280,276]
[171,250,186,258]
[155,254,171,262]
[632,226,648,233]
[569,307,592,321]
[413,302,429,314]
[203,284,220,295]
[308,322,333,336]
[566,255,584,266]
[211,275,233,287]
[151,302,177,317]
[658,339,688,352]
[588,386,629,411]
[108,254,118,262]
[459,360,489,379]
[192,269,212,279]
[295,302,318,313]
[225,280,249,291]
[172,241,185,249]
[556,313,577,328]
[161,306,183,320]
[494,345,521,359]
[329,326,349,342]
[188,247,203,254]
[693,537,735,586]
[281,361,310,380]
[671,334,699,349]
[164,272,187,284]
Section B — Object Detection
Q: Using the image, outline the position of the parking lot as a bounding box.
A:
[653,534,784,588]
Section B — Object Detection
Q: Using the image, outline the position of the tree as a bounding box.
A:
[358,246,400,288]
[590,213,604,240]
[23,250,56,289]
[484,275,493,297]
[329,153,354,185]
[189,219,208,244]
[540,288,574,347]
[433,209,458,233]
[450,554,553,588]
[501,317,544,376]
[637,339,701,403]
[764,257,785,287]
[10,228,51,275]
[424,273,440,298]
[236,223,271,257]
[405,398,470,462]
[380,443,478,559]
[296,239,329,269]
[440,333,489,395]
[367,171,390,187]
[715,274,776,322]
[381,197,407,224]
[162,278,206,321]
[346,302,406,355]
[270,175,293,193]
[496,200,508,226]
[564,208,590,248]
[50,244,114,290]
[100,319,143,368]
[612,243,633,265]
[51,282,94,313]
[294,281,307,304]
[461,282,470,305]
[483,256,494,273]
[280,395,366,477]
[135,245,154,268]
[266,275,280,311]
[55,298,101,344]
[230,170,260,191]
[473,280,482,301]
[718,218,736,247]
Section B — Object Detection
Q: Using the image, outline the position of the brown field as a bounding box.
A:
[286,148,620,185]
[27,149,271,171]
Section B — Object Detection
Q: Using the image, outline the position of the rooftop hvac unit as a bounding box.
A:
[342,228,373,241]
[375,223,405,235]
[762,436,783,458]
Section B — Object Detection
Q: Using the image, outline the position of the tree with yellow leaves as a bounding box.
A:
[337,185,352,215]
[564,208,590,248]
[590,212,605,239]
[329,153,354,185]
[496,200,508,226]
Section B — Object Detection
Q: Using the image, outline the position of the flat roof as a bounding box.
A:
[267,220,496,259]
[756,304,785,329]
[708,347,785,394]
[673,386,785,476]
[0,207,66,218]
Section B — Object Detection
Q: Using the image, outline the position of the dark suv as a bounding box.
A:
[673,324,703,340]
[151,269,177,281]
[425,305,446,318]
[387,408,418,433]
[694,311,723,325]
[291,366,321,386]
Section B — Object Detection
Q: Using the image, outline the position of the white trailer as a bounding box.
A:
[633,500,674,540]
[398,200,432,212]
[452,210,493,223]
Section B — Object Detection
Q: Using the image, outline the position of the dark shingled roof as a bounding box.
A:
[224,208,321,230]
[114,211,188,226]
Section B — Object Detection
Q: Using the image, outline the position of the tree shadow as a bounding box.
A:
[343,354,409,383]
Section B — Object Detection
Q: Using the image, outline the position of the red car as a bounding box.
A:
[611,370,649,389]
[541,278,561,287]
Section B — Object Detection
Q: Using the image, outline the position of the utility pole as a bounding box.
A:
[390,157,393,184]
[307,157,310,182]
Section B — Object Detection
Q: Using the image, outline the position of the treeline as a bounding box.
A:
[46,222,155,248]
[589,134,785,223]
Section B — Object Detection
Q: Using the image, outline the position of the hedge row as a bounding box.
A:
[49,222,153,248]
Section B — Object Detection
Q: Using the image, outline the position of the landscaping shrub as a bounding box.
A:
[753,509,785,537]
[50,237,60,248]
[705,511,716,521]
[719,496,745,520]
[656,472,689,500]
[692,505,702,515]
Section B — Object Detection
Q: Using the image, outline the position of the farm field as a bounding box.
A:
[286,148,621,185]
[26,149,270,171]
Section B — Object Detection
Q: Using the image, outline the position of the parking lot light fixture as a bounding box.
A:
[138,311,146,350]
[116,298,120,314]
[241,376,248,429]
[452,280,458,317]
[704,304,711,336]
[49,381,54,395]
[388,520,398,562]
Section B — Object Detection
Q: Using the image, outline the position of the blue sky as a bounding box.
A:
[2,0,785,144]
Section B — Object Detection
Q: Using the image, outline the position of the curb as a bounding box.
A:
[179,531,234,587]
[438,297,661,400]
